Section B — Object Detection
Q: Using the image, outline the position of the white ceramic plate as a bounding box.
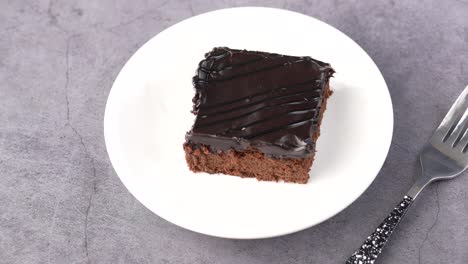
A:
[104,7,393,239]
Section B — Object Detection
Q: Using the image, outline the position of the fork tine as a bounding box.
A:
[445,108,468,147]
[455,128,468,153]
[432,85,468,142]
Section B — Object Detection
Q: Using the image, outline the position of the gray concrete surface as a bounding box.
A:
[1,0,467,263]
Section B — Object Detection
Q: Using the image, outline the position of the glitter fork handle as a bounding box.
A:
[346,196,414,264]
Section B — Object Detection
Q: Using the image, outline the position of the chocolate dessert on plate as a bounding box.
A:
[184,47,334,184]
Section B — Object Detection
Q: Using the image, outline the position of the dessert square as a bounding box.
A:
[184,47,334,183]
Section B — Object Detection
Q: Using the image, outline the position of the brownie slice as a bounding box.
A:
[184,47,334,184]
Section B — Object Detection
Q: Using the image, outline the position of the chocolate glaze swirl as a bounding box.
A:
[186,47,334,158]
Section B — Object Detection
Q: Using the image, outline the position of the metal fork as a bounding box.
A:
[346,85,468,264]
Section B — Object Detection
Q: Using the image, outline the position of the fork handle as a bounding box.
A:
[346,196,414,264]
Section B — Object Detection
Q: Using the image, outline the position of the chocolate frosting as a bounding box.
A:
[185,47,334,158]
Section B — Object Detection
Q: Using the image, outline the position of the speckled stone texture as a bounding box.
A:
[0,1,467,263]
